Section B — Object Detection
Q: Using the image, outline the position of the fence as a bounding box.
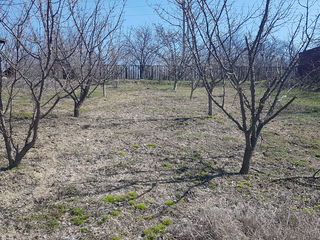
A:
[108,64,293,82]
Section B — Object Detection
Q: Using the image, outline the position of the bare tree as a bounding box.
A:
[55,0,125,117]
[124,26,159,79]
[154,0,191,90]
[98,37,125,97]
[0,0,71,169]
[184,0,320,174]
[155,25,191,91]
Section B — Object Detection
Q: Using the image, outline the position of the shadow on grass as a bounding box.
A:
[59,153,239,201]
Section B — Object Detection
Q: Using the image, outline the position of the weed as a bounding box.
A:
[293,196,302,201]
[55,204,67,213]
[49,204,68,219]
[243,180,252,186]
[145,215,153,220]
[80,228,90,233]
[163,162,173,169]
[97,215,110,225]
[236,184,244,188]
[162,218,173,225]
[101,195,121,203]
[132,144,140,148]
[208,183,216,189]
[164,200,175,206]
[71,215,89,225]
[147,200,154,204]
[293,159,305,167]
[45,219,60,232]
[135,203,147,210]
[143,223,167,239]
[124,191,138,199]
[110,236,121,240]
[302,208,315,214]
[118,151,125,156]
[146,143,156,147]
[111,210,121,216]
[71,208,85,216]
[128,200,136,205]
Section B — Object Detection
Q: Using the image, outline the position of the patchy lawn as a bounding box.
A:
[0,83,319,240]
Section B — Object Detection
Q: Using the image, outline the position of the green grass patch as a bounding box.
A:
[135,203,147,210]
[146,143,157,147]
[97,215,110,225]
[71,208,85,216]
[111,210,121,216]
[164,200,175,206]
[161,218,173,226]
[163,162,173,169]
[80,228,90,233]
[110,236,121,240]
[101,195,122,203]
[143,223,167,239]
[71,215,89,225]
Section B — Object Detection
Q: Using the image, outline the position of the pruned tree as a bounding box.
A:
[154,0,190,90]
[184,0,320,174]
[98,37,125,97]
[54,0,125,117]
[155,25,191,91]
[124,26,159,79]
[0,0,72,169]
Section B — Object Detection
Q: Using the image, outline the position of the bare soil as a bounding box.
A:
[0,84,319,240]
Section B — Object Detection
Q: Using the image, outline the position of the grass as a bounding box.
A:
[143,223,168,239]
[164,200,175,206]
[1,83,320,239]
[111,210,121,216]
[135,203,147,210]
[101,195,122,203]
[71,215,89,225]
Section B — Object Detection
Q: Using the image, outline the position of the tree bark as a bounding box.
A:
[239,143,254,174]
[239,133,257,174]
[102,82,106,97]
[74,102,81,117]
[173,80,178,91]
[208,87,213,116]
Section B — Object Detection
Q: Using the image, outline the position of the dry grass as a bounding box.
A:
[0,83,319,239]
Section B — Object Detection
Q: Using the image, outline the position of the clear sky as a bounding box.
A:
[123,0,162,29]
[122,0,320,43]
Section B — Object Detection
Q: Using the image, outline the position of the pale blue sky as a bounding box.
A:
[123,0,161,28]
[122,0,320,42]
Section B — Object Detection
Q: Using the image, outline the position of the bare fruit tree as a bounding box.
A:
[154,0,190,90]
[184,0,320,174]
[155,25,191,91]
[124,26,159,79]
[55,0,125,117]
[0,0,72,169]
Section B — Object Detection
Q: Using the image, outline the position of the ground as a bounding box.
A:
[0,83,319,240]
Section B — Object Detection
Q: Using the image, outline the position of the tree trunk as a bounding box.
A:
[190,87,195,100]
[239,143,254,174]
[239,133,257,174]
[74,102,81,117]
[173,80,178,91]
[102,82,106,97]
[208,87,213,116]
